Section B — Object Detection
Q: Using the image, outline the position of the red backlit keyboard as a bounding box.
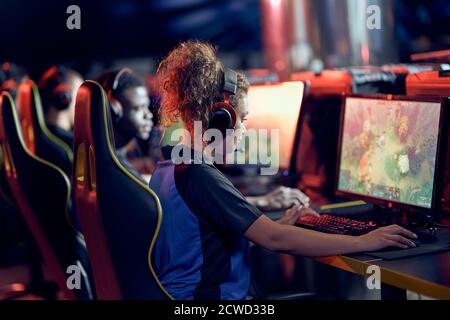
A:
[297,214,378,236]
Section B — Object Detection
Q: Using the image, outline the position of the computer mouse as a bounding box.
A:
[407,237,421,247]
[414,231,438,245]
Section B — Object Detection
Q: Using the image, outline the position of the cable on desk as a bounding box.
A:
[430,222,450,229]
[423,218,450,229]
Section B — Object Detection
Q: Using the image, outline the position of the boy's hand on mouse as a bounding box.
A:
[277,204,320,226]
[255,187,311,211]
[358,225,417,252]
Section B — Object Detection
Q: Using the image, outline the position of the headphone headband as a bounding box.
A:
[112,67,133,92]
[223,68,237,95]
[101,67,133,123]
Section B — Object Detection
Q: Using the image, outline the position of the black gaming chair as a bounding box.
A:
[0,142,15,206]
[1,120,50,301]
[0,92,93,300]
[17,80,73,175]
[73,80,171,299]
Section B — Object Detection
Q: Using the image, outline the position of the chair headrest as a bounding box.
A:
[18,80,72,152]
[0,91,23,150]
[74,80,116,163]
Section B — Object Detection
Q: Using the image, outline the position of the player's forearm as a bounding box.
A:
[246,215,367,256]
[269,224,366,256]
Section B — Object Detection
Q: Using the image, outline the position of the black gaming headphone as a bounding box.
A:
[99,67,133,123]
[38,65,72,111]
[206,68,238,135]
[1,62,20,98]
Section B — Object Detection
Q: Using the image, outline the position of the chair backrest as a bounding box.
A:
[17,80,73,175]
[0,92,92,300]
[73,80,171,300]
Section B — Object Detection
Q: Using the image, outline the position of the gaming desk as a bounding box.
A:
[262,201,450,300]
[315,228,450,300]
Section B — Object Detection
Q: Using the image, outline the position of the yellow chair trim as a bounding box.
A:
[31,82,74,162]
[2,92,82,241]
[88,81,173,300]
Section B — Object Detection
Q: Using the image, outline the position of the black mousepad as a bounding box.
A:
[365,244,450,260]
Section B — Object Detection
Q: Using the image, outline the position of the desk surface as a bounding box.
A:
[316,229,450,299]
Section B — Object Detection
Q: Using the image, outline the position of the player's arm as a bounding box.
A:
[244,214,417,256]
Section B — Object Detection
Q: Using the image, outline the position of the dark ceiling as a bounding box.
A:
[1,0,449,71]
[0,0,262,66]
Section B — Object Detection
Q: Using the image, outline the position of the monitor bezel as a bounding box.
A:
[335,94,448,214]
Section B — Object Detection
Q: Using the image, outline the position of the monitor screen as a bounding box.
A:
[338,97,442,209]
[236,81,304,173]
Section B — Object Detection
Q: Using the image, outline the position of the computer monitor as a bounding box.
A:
[294,95,343,197]
[236,81,305,175]
[337,96,446,211]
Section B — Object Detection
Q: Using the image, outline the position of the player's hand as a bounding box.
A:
[277,204,320,226]
[256,186,311,211]
[359,225,417,252]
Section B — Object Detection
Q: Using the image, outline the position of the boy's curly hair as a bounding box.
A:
[157,40,248,131]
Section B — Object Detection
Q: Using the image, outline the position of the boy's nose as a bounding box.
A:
[144,110,153,119]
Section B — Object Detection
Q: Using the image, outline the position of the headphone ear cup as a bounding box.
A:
[53,91,71,111]
[109,97,124,123]
[207,102,237,136]
[1,79,18,95]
